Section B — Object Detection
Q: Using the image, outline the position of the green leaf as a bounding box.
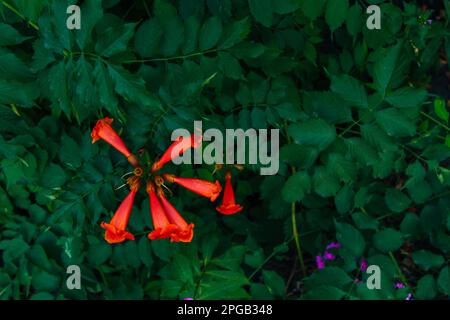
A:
[248,0,273,27]
[31,40,55,71]
[134,19,163,58]
[87,241,112,266]
[0,80,38,108]
[303,91,352,123]
[346,4,363,37]
[325,0,349,32]
[262,270,285,297]
[335,185,354,214]
[352,212,379,230]
[288,119,336,151]
[437,266,450,296]
[29,204,47,224]
[211,245,246,271]
[326,153,355,183]
[400,213,422,240]
[405,161,426,187]
[280,144,318,168]
[412,250,445,271]
[76,0,103,49]
[416,275,436,300]
[273,0,300,14]
[376,108,416,137]
[373,41,403,96]
[1,158,24,189]
[182,16,200,54]
[373,228,403,253]
[218,52,242,80]
[0,23,29,45]
[205,270,249,287]
[303,286,345,300]
[138,236,154,268]
[301,0,326,20]
[219,17,251,50]
[0,238,29,263]
[108,64,161,110]
[199,16,222,50]
[281,171,311,202]
[385,87,427,108]
[95,22,137,57]
[73,57,96,121]
[38,0,71,52]
[434,98,449,122]
[335,221,365,257]
[385,188,411,213]
[30,292,55,300]
[197,276,249,299]
[330,75,368,108]
[31,268,60,292]
[420,205,443,233]
[154,1,185,56]
[41,163,67,188]
[313,166,341,197]
[305,267,353,290]
[10,0,48,22]
[171,254,195,284]
[45,60,70,116]
[93,60,118,115]
[59,135,82,169]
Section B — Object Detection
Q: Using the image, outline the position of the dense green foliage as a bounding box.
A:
[0,0,449,300]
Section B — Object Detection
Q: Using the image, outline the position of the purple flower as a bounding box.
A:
[360,259,367,272]
[405,293,413,300]
[316,255,325,269]
[394,282,405,289]
[326,242,341,250]
[427,19,432,25]
[324,252,336,260]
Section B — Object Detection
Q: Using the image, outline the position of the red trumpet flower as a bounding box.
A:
[151,132,202,172]
[162,174,222,202]
[157,188,194,242]
[147,182,178,240]
[91,117,139,167]
[101,179,140,244]
[216,171,243,215]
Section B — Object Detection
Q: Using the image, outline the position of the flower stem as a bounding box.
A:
[284,122,307,278]
[123,49,220,64]
[291,197,307,278]
[420,111,450,132]
[389,252,408,285]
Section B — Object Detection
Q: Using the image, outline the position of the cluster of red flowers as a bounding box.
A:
[91,118,243,244]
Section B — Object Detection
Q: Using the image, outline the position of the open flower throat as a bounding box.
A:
[91,118,244,244]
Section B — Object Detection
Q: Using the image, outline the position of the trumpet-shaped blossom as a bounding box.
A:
[101,180,139,244]
[151,132,202,172]
[147,182,178,240]
[163,174,222,202]
[216,171,243,215]
[91,117,139,167]
[157,188,194,242]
